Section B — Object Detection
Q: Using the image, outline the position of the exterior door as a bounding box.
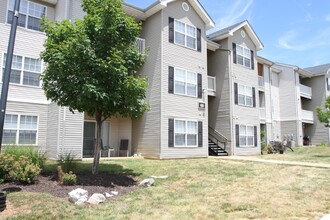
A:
[83,122,96,158]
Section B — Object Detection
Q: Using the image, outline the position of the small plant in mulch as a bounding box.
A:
[62,172,77,186]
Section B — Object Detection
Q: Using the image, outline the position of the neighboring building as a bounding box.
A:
[0,0,329,159]
[304,64,330,144]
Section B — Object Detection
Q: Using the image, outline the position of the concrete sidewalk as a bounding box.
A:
[219,156,330,169]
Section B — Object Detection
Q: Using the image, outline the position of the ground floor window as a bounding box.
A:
[3,114,38,145]
[235,124,257,147]
[175,119,197,147]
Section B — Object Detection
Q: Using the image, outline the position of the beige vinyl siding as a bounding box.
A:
[132,11,162,158]
[55,0,68,20]
[46,103,59,159]
[302,75,328,144]
[6,101,48,147]
[280,120,299,145]
[110,117,132,155]
[70,0,85,20]
[57,107,83,159]
[160,0,208,159]
[0,0,7,24]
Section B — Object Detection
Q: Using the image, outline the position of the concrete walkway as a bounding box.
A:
[219,156,330,169]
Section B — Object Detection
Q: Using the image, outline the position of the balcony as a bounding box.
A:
[301,110,313,124]
[207,76,216,96]
[136,37,145,53]
[258,76,264,91]
[300,84,312,99]
[259,107,266,122]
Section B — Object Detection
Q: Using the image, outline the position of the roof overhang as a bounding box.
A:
[123,0,215,30]
[257,56,273,66]
[209,21,264,51]
[207,40,220,51]
[295,68,313,78]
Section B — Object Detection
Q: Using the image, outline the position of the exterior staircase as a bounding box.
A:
[208,138,228,156]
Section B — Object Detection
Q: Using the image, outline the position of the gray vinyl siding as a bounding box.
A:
[280,120,299,145]
[132,11,162,158]
[160,0,208,158]
[6,101,48,147]
[0,0,7,24]
[55,0,68,21]
[46,103,59,159]
[70,0,85,20]
[231,28,260,155]
[302,75,328,144]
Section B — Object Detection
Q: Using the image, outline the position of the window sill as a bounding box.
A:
[173,92,198,99]
[172,42,199,52]
[0,82,42,90]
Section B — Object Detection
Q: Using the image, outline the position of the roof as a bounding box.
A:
[275,62,313,78]
[123,0,215,30]
[304,63,330,75]
[207,20,264,51]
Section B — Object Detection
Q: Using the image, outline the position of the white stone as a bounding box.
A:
[105,192,113,198]
[151,175,168,179]
[68,188,88,205]
[111,191,118,195]
[139,178,155,187]
[87,193,106,205]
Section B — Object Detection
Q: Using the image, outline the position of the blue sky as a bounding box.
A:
[124,0,330,68]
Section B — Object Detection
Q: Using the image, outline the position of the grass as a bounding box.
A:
[2,151,330,219]
[259,145,330,164]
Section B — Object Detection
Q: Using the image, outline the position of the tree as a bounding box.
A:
[316,96,330,127]
[41,0,148,174]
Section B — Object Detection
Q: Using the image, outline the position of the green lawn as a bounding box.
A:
[3,151,330,219]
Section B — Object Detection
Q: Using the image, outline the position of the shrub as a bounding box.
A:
[3,145,46,169]
[8,156,41,184]
[0,154,15,183]
[62,171,77,186]
[58,153,76,173]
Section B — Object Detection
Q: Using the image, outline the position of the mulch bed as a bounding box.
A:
[0,171,138,199]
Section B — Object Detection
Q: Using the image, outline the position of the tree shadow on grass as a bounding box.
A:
[313,155,330,158]
[42,163,142,188]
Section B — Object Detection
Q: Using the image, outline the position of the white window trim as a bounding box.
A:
[238,124,255,147]
[174,67,197,97]
[6,0,47,32]
[3,113,39,146]
[174,119,198,148]
[174,19,197,50]
[238,84,253,107]
[1,52,43,88]
[236,44,251,68]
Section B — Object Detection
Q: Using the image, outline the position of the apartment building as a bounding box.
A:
[1,0,329,159]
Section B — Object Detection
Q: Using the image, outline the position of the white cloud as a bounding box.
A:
[277,28,330,51]
[215,0,254,28]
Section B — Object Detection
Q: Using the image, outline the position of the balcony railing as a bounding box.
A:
[258,76,264,87]
[136,37,145,53]
[300,84,312,99]
[301,110,313,123]
[207,76,216,96]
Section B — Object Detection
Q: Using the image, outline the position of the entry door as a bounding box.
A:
[83,122,96,158]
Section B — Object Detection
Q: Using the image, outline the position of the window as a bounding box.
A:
[3,114,38,145]
[238,85,253,106]
[7,0,46,32]
[174,119,197,147]
[174,20,197,50]
[233,43,254,69]
[239,125,254,147]
[235,124,257,147]
[174,68,197,97]
[2,54,41,87]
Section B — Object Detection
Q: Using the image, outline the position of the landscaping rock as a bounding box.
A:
[111,191,118,195]
[139,178,155,187]
[151,175,168,179]
[105,192,113,198]
[87,193,106,205]
[68,188,88,205]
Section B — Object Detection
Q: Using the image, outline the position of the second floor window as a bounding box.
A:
[2,54,42,87]
[7,0,46,32]
[233,43,254,69]
[174,20,197,50]
[234,82,256,107]
[174,68,197,97]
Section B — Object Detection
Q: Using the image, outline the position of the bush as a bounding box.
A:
[0,154,15,183]
[58,153,76,173]
[3,146,46,169]
[9,156,41,184]
[62,171,77,186]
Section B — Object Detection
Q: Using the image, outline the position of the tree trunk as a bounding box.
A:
[92,110,103,175]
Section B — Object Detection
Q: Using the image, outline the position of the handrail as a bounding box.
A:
[209,126,230,142]
[209,133,226,151]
